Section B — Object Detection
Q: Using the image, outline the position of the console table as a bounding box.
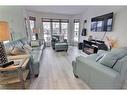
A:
[82,39,108,54]
[0,57,30,89]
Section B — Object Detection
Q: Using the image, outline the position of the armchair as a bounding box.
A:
[51,35,68,51]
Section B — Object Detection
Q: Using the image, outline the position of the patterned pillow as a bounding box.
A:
[10,46,26,55]
[5,46,14,55]
[22,44,32,53]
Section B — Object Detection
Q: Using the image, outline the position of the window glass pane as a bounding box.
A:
[74,23,79,31]
[52,22,60,35]
[61,23,68,40]
[74,22,80,42]
[43,22,51,42]
[29,19,36,40]
[30,20,35,32]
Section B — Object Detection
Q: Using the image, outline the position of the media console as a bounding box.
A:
[82,39,108,55]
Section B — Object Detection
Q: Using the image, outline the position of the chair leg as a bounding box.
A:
[74,74,79,78]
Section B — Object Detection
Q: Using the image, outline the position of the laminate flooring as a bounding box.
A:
[30,46,89,89]
[1,46,127,89]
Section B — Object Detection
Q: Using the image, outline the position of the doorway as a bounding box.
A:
[74,19,80,46]
[43,22,51,46]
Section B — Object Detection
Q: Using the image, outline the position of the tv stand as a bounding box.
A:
[82,39,108,55]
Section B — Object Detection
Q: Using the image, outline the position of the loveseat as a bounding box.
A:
[72,48,127,89]
[4,38,45,77]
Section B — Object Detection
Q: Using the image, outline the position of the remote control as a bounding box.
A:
[0,61,14,68]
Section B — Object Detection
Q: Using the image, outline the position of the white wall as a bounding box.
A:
[79,6,127,47]
[0,6,27,41]
[25,10,74,45]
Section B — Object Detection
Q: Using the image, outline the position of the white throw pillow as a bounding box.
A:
[23,44,32,53]
[30,40,40,47]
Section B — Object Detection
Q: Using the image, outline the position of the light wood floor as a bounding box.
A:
[1,46,127,89]
[29,46,89,89]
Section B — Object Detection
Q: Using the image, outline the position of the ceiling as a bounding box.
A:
[25,6,89,15]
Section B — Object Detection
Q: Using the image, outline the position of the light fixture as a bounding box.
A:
[33,28,39,40]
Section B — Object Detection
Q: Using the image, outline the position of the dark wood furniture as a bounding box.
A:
[78,42,83,50]
[82,39,108,55]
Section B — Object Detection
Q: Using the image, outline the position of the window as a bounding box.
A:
[74,19,80,42]
[24,18,29,37]
[52,20,60,35]
[42,18,69,40]
[61,22,68,39]
[29,16,36,40]
[43,22,51,42]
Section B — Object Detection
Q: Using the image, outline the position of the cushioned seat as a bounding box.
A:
[31,50,42,77]
[86,54,98,60]
[55,42,68,51]
[32,44,44,50]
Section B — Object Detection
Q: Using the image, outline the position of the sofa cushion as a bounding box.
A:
[97,50,108,56]
[98,48,127,68]
[31,50,42,63]
[86,54,98,61]
[5,45,14,55]
[23,44,32,53]
[30,40,40,47]
[96,50,108,62]
[32,44,44,50]
[10,46,26,55]
[113,55,127,72]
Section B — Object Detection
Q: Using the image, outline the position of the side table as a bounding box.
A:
[0,57,30,89]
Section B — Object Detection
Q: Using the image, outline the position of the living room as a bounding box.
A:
[0,3,127,92]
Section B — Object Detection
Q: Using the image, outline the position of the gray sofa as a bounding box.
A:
[72,48,127,89]
[4,38,45,77]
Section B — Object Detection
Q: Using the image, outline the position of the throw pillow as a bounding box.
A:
[96,54,105,62]
[30,40,40,47]
[98,48,127,68]
[10,46,26,55]
[5,46,14,55]
[113,55,127,72]
[23,44,32,53]
[96,50,108,62]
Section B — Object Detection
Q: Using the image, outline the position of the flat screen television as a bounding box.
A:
[91,12,113,32]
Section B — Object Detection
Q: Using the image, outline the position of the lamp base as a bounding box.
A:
[0,42,8,65]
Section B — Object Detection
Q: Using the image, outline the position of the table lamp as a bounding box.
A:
[0,21,10,65]
[33,28,39,40]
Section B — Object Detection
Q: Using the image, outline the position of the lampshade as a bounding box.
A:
[0,21,10,41]
[33,28,39,33]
